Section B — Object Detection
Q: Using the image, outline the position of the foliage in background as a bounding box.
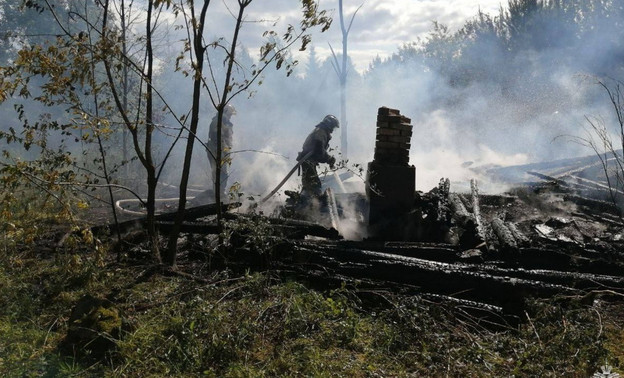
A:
[368,0,624,89]
[0,0,135,248]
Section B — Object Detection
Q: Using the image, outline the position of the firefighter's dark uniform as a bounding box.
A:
[207,113,233,196]
[297,117,337,197]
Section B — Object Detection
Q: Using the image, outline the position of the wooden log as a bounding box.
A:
[491,218,518,251]
[449,193,471,223]
[470,179,488,248]
[478,264,624,291]
[91,202,241,235]
[277,240,624,309]
[155,221,220,234]
[573,212,623,226]
[275,266,507,317]
[376,121,412,132]
[458,193,473,213]
[156,202,241,222]
[511,247,624,276]
[565,175,615,193]
[527,171,570,188]
[376,128,402,136]
[437,178,451,222]
[375,140,411,149]
[295,239,459,263]
[563,194,621,216]
[478,194,518,207]
[377,128,412,137]
[281,242,580,312]
[553,161,605,179]
[507,222,530,246]
[293,238,624,279]
[224,213,342,240]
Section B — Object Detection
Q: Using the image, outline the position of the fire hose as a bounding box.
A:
[115,151,333,212]
[259,151,313,204]
[115,183,205,216]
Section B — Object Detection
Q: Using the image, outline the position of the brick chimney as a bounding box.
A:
[366,107,416,239]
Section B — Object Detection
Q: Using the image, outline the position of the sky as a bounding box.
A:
[210,0,505,74]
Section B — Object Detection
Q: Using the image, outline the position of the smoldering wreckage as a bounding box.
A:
[112,106,624,317]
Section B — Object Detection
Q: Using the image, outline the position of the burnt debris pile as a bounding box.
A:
[276,178,624,314]
[103,108,624,314]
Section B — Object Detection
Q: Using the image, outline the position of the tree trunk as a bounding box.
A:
[144,0,161,262]
[121,0,130,182]
[215,1,248,231]
[164,0,212,266]
[339,0,348,158]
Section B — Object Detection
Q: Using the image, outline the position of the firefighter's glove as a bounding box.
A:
[328,156,336,169]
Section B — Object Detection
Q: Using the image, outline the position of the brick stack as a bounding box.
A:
[374,107,413,166]
[366,107,416,240]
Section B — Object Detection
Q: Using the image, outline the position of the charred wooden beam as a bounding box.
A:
[506,222,530,247]
[573,211,623,226]
[527,171,571,188]
[491,218,518,252]
[326,188,341,234]
[478,264,624,291]
[283,243,578,312]
[154,221,220,234]
[565,175,614,193]
[457,193,473,213]
[224,213,342,240]
[470,179,488,248]
[553,161,604,178]
[437,178,451,222]
[562,194,621,216]
[156,202,241,222]
[271,239,624,310]
[479,194,518,207]
[91,202,241,235]
[294,240,460,263]
[449,193,471,225]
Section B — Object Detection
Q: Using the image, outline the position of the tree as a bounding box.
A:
[578,78,624,219]
[99,0,169,261]
[0,1,67,65]
[1,0,186,261]
[163,0,332,266]
[328,0,362,159]
[0,0,137,253]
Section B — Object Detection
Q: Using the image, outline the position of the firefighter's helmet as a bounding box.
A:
[224,104,236,117]
[320,114,339,130]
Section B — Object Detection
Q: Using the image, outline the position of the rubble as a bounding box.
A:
[98,110,624,313]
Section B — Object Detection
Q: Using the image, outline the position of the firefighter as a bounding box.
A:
[207,104,236,196]
[297,114,339,197]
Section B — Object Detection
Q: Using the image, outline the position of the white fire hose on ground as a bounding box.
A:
[115,197,196,216]
[115,152,343,215]
[114,182,206,216]
[259,151,313,204]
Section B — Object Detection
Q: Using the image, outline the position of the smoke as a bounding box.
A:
[4,0,624,221]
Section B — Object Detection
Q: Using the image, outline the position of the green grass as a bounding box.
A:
[1,236,623,377]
